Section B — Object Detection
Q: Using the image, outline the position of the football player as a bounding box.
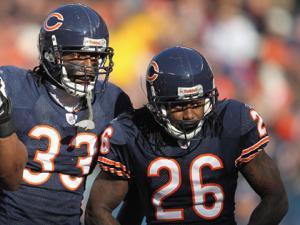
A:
[85,46,288,225]
[0,79,27,190]
[0,3,139,225]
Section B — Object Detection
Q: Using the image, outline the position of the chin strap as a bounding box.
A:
[75,91,95,130]
[166,119,204,140]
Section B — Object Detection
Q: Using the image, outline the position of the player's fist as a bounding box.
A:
[0,77,15,137]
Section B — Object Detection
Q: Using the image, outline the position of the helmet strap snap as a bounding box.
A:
[75,91,95,130]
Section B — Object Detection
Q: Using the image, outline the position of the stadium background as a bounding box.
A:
[0,0,300,224]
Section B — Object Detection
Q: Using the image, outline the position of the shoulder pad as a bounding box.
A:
[240,102,257,135]
[0,66,27,77]
[217,99,255,137]
[96,82,133,118]
[104,112,136,145]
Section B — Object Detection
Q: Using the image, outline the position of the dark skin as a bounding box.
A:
[85,173,130,225]
[85,101,288,225]
[62,52,99,83]
[0,133,28,190]
[85,175,145,225]
[116,182,145,225]
[169,99,205,121]
[240,150,288,225]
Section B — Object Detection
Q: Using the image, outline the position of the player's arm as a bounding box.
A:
[0,134,27,190]
[85,171,129,225]
[109,86,144,225]
[0,79,27,191]
[240,149,288,225]
[117,181,144,225]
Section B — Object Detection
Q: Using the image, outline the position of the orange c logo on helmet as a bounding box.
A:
[147,61,159,83]
[44,12,64,31]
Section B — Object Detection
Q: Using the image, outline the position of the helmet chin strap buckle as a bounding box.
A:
[75,91,95,130]
[177,140,190,149]
[75,119,95,130]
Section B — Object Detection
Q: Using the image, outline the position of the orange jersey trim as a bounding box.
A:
[235,136,270,167]
[98,157,130,178]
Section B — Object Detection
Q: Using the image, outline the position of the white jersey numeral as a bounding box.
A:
[148,158,184,221]
[23,125,98,190]
[190,154,224,219]
[250,109,267,137]
[100,126,114,154]
[147,154,224,221]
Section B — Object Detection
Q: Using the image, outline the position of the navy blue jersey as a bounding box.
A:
[98,100,270,225]
[0,66,132,225]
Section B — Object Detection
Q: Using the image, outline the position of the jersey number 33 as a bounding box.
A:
[23,125,98,191]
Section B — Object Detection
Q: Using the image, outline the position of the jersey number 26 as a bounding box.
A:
[148,154,224,221]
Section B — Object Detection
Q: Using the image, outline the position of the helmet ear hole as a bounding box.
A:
[44,51,55,63]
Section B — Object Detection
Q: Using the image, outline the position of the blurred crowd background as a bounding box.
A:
[1,0,300,224]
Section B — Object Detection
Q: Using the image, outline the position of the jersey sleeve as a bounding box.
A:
[97,119,132,180]
[235,104,270,168]
[0,66,29,99]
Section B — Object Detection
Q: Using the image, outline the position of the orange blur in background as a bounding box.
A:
[1,1,300,224]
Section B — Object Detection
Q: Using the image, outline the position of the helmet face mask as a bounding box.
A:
[149,90,217,140]
[146,46,218,141]
[39,4,114,97]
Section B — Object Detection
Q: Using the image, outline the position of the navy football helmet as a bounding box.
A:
[146,46,218,140]
[39,3,114,97]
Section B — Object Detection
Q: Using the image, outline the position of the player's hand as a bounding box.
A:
[0,77,15,137]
